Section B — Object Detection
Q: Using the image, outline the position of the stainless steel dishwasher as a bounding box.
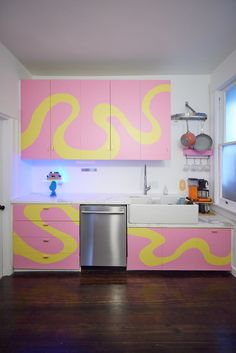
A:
[80,205,127,267]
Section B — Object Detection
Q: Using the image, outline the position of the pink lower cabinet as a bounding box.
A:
[127,227,163,270]
[127,227,231,271]
[13,204,80,270]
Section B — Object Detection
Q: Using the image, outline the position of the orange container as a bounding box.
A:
[188,185,198,200]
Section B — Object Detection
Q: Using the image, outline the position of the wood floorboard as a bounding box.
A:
[0,271,236,353]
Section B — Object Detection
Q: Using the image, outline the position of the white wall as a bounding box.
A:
[0,42,31,118]
[210,48,236,91]
[0,42,32,198]
[0,42,31,276]
[27,75,211,196]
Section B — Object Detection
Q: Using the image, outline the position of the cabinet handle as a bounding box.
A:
[43,224,49,227]
[43,256,49,259]
[211,230,218,234]
[43,239,49,243]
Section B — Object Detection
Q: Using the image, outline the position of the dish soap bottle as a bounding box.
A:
[163,185,168,195]
[49,181,57,197]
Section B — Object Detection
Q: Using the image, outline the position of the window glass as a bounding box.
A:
[225,85,236,142]
[222,143,236,202]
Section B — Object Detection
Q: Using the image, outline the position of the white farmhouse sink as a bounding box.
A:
[129,196,157,204]
[129,195,181,205]
[129,195,198,224]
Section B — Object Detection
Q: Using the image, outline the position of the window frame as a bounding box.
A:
[216,81,236,214]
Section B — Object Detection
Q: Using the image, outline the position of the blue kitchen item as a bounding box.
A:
[176,197,186,205]
[49,181,57,197]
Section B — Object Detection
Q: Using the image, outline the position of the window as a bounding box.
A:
[219,82,236,213]
[222,143,236,202]
[225,84,236,142]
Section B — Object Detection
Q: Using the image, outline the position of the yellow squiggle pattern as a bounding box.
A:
[53,99,111,159]
[21,84,170,158]
[13,205,79,264]
[128,228,231,266]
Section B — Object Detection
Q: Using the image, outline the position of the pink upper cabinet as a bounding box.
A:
[50,80,110,160]
[140,80,171,160]
[80,80,111,160]
[110,80,141,160]
[50,80,82,160]
[20,79,171,160]
[21,80,51,159]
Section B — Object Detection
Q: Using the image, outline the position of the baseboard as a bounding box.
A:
[231,266,236,278]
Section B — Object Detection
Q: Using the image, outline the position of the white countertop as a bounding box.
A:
[128,215,235,229]
[11,192,130,205]
[11,193,235,229]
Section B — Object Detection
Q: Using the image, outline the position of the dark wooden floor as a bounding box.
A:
[0,270,236,353]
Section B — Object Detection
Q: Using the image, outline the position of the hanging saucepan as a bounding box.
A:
[193,122,213,151]
[180,120,196,147]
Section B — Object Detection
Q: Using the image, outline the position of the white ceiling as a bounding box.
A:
[0,0,236,76]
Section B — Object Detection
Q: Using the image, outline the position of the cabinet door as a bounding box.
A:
[140,80,171,160]
[80,80,111,160]
[21,79,171,160]
[21,80,51,159]
[50,80,111,160]
[161,228,231,270]
[127,227,163,270]
[110,80,140,159]
[13,204,80,270]
[13,220,79,270]
[128,227,231,271]
[14,252,80,270]
[50,80,82,159]
[13,204,80,222]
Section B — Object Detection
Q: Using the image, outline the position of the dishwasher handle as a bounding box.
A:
[81,210,125,215]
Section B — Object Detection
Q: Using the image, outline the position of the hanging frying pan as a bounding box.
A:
[180,120,196,147]
[193,122,213,151]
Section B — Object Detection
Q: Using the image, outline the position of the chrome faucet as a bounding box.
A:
[144,164,151,195]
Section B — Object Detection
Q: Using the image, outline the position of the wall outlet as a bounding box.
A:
[81,168,97,172]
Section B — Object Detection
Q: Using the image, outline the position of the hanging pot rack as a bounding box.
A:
[171,101,207,121]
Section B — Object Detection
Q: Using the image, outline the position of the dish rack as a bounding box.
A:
[183,148,213,157]
[182,148,213,172]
